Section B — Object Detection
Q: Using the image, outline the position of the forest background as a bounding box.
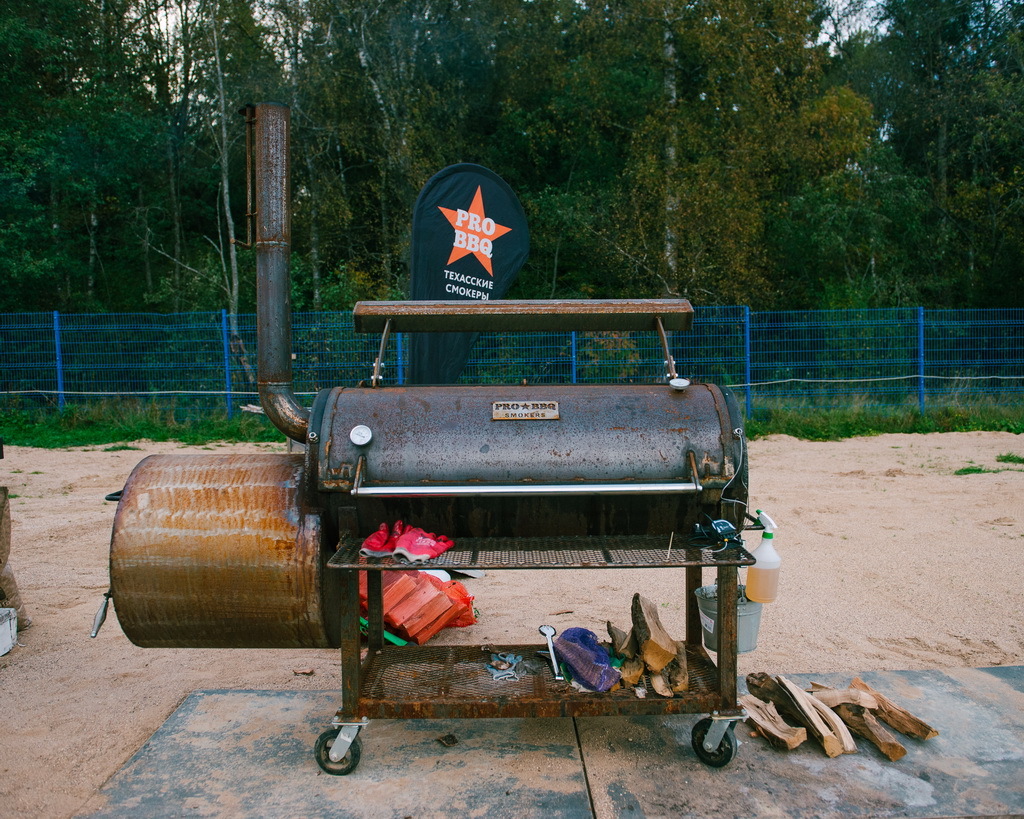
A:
[2,0,1022,318]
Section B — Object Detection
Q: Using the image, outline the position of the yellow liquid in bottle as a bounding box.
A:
[745,566,779,603]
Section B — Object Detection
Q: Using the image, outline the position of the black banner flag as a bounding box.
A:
[407,164,529,384]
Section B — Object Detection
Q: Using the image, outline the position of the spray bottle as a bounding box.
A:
[745,510,780,603]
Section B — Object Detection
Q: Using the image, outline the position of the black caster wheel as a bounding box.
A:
[691,718,738,767]
[314,728,362,775]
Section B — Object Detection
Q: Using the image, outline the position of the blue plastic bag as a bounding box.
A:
[553,627,621,692]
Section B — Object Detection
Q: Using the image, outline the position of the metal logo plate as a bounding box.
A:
[491,401,560,420]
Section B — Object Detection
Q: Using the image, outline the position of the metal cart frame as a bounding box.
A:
[309,300,755,773]
[320,525,754,771]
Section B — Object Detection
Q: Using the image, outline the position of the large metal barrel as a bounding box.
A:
[314,381,746,539]
[110,454,338,648]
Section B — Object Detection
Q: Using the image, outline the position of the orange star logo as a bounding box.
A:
[438,186,512,275]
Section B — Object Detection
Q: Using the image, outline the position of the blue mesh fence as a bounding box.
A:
[750,308,922,406]
[1,307,1021,416]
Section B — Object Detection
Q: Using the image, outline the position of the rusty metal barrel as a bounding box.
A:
[110,454,338,648]
[314,380,746,540]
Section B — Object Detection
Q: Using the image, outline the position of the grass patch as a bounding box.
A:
[0,402,283,448]
[954,465,1024,475]
[745,404,1024,441]
[954,454,1024,475]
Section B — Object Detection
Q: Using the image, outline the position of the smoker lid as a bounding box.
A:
[316,382,739,494]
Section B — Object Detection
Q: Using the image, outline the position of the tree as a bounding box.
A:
[1,0,1019,314]
[770,141,941,308]
[0,0,167,311]
[837,0,1024,307]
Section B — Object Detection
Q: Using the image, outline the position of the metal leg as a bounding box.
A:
[367,571,384,652]
[337,569,361,721]
[685,564,702,646]
[319,569,367,775]
[716,564,739,710]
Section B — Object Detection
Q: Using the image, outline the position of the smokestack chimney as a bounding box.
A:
[251,102,309,442]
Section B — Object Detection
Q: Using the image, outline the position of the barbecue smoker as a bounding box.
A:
[107,102,755,774]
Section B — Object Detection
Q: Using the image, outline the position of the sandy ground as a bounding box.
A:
[1,431,1022,818]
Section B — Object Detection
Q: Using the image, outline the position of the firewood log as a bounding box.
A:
[607,621,638,659]
[400,594,457,640]
[664,642,689,692]
[631,594,677,673]
[650,672,673,697]
[850,677,938,740]
[739,694,807,750]
[619,656,645,686]
[834,704,907,761]
[798,687,858,754]
[809,683,879,710]
[747,672,844,758]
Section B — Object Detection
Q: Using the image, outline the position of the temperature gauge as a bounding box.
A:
[349,425,373,446]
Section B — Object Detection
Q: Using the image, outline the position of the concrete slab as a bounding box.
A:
[78,667,1024,818]
[579,667,1024,818]
[79,690,592,818]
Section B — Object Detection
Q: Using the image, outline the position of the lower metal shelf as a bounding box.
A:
[352,642,731,720]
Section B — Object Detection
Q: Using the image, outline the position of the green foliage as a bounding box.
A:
[954,463,1024,475]
[954,465,994,474]
[0,0,1022,313]
[835,0,1024,308]
[745,403,1024,441]
[0,403,282,448]
[996,453,1024,464]
[769,142,943,308]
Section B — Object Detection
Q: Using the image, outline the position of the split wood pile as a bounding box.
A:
[742,672,939,761]
[357,570,474,645]
[605,593,689,697]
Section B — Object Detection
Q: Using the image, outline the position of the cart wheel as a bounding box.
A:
[314,728,362,775]
[691,718,737,767]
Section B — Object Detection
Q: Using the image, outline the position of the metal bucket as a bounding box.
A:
[694,584,762,654]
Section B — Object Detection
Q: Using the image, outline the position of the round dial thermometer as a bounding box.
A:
[349,425,373,446]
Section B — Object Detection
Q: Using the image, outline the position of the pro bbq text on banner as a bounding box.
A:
[407,164,529,384]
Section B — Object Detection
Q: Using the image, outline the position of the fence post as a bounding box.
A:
[221,309,233,418]
[53,310,65,411]
[570,331,578,384]
[917,306,925,413]
[743,306,752,418]
[396,332,405,385]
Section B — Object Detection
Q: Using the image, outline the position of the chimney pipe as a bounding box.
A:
[252,102,309,442]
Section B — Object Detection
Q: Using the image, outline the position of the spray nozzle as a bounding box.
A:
[756,509,778,532]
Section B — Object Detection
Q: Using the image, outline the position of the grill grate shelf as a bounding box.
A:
[354,643,729,719]
[329,533,754,570]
